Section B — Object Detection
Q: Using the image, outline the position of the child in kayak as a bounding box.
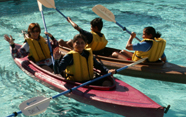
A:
[59,17,108,54]
[54,34,115,86]
[112,26,167,63]
[4,23,59,72]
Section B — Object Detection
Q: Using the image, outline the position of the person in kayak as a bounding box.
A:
[54,34,115,86]
[59,17,108,54]
[112,26,167,62]
[4,23,59,72]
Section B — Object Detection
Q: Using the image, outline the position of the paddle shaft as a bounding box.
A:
[52,72,112,99]
[116,22,141,41]
[7,111,22,117]
[116,57,147,72]
[40,11,55,65]
[55,8,67,19]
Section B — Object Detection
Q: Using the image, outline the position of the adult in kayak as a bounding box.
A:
[54,34,115,86]
[4,23,59,72]
[112,26,167,63]
[59,17,108,54]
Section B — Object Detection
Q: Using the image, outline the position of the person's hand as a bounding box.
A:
[4,35,14,45]
[44,32,53,38]
[108,69,116,75]
[67,17,79,30]
[67,17,71,22]
[53,47,62,60]
[130,32,136,39]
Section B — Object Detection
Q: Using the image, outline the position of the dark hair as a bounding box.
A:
[72,34,87,44]
[90,18,103,31]
[144,26,161,39]
[27,23,41,37]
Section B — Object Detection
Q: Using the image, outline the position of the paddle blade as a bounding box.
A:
[19,96,50,116]
[38,0,56,9]
[116,57,148,73]
[92,4,116,23]
[37,0,42,12]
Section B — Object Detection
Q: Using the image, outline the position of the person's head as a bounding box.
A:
[27,23,41,39]
[90,18,103,32]
[143,26,161,39]
[72,34,87,53]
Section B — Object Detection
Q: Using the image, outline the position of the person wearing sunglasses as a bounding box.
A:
[4,23,59,72]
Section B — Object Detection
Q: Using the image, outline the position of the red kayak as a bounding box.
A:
[11,44,169,117]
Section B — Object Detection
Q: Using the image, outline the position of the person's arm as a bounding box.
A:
[67,17,93,44]
[132,41,152,51]
[67,17,81,31]
[44,32,59,48]
[93,56,116,75]
[161,52,167,63]
[53,54,72,74]
[4,34,28,58]
[93,56,108,74]
[125,32,136,50]
[79,29,93,44]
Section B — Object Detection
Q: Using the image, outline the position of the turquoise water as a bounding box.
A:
[1,0,186,116]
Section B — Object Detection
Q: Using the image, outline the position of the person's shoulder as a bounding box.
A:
[64,53,73,58]
[61,54,73,63]
[142,40,153,44]
[94,32,103,37]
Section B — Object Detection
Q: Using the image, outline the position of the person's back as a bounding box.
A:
[112,26,167,63]
[132,37,166,62]
[59,17,108,52]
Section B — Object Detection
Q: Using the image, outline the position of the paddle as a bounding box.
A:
[92,4,141,42]
[37,0,55,65]
[38,0,67,19]
[7,57,147,117]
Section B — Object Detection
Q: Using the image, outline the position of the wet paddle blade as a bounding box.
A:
[92,4,141,41]
[19,96,50,116]
[38,0,56,9]
[127,57,147,67]
[117,57,147,73]
[37,0,42,12]
[92,4,116,23]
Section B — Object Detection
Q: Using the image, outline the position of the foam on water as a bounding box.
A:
[0,0,186,117]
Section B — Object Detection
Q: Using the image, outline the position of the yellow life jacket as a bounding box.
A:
[86,31,108,51]
[65,48,94,82]
[26,36,51,62]
[132,38,166,62]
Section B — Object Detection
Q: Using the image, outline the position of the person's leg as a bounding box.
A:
[119,50,132,60]
[112,50,132,60]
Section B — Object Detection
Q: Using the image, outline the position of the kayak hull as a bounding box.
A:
[59,44,186,84]
[11,44,165,117]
